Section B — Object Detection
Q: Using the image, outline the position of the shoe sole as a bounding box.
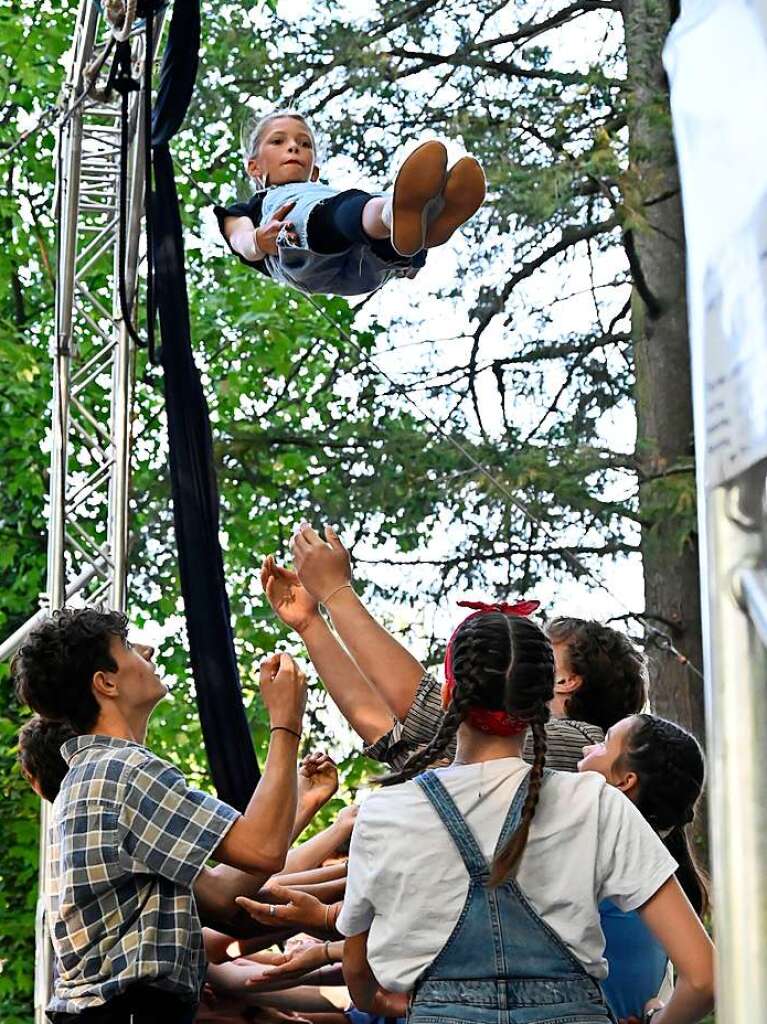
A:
[424,156,486,248]
[391,140,448,257]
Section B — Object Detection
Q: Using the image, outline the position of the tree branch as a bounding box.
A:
[479,1,620,50]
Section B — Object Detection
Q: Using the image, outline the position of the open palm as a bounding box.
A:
[261,556,319,635]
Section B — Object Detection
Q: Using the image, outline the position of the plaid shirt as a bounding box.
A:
[363,673,604,772]
[47,735,239,1014]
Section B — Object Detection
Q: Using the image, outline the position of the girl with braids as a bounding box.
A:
[337,606,714,1024]
[579,715,709,1023]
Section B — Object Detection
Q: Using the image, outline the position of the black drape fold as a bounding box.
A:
[149,0,260,809]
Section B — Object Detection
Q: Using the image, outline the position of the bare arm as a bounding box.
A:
[262,556,394,744]
[291,525,425,722]
[343,930,409,1017]
[212,653,306,877]
[301,615,395,743]
[275,862,347,888]
[292,752,340,841]
[284,806,356,873]
[637,877,715,1024]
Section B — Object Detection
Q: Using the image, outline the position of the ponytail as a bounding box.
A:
[661,823,709,917]
[623,714,709,918]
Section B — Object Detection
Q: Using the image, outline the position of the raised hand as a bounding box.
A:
[290,523,352,604]
[297,752,339,810]
[259,653,307,734]
[261,556,320,636]
[255,201,298,255]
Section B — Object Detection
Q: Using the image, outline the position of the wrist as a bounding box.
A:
[322,583,357,613]
[269,720,302,739]
[296,611,325,639]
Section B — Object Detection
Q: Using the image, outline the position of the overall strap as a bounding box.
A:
[415,771,488,879]
[494,767,552,857]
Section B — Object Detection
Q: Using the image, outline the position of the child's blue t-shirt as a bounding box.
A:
[600,899,668,1019]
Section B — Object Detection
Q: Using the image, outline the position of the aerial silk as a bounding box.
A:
[149,0,260,808]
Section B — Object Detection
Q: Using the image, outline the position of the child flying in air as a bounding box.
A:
[214,109,485,297]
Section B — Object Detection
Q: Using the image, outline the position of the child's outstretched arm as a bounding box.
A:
[261,556,394,745]
[290,524,426,723]
[222,201,297,263]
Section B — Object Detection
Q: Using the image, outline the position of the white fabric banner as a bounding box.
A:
[664,0,767,488]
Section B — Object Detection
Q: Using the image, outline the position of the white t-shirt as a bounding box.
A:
[337,758,677,992]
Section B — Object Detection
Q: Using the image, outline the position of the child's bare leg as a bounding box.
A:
[361,197,391,239]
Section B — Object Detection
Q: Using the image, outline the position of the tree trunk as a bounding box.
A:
[622,4,707,754]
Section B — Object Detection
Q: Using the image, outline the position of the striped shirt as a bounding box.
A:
[47,735,239,1015]
[363,672,604,772]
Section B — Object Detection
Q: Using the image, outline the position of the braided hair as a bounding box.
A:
[622,714,709,916]
[382,612,555,886]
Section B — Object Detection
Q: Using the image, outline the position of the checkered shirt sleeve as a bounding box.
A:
[118,756,239,886]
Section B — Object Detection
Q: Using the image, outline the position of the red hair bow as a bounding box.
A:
[444,597,541,736]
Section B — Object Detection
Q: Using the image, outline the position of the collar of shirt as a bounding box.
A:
[61,733,148,766]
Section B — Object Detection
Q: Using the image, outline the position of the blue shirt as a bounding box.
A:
[600,899,668,1018]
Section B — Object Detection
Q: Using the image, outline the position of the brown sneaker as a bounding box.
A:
[390,140,448,257]
[424,156,486,248]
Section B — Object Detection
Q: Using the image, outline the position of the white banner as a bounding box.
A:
[664,0,767,487]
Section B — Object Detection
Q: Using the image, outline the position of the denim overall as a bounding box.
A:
[260,182,419,296]
[409,770,615,1024]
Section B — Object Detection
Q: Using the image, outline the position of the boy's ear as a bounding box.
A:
[554,672,583,696]
[614,769,639,798]
[310,164,320,182]
[246,156,262,181]
[92,669,118,702]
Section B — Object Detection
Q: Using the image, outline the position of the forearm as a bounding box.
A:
[654,978,714,1024]
[217,730,300,874]
[325,589,424,722]
[197,868,305,939]
[292,793,328,842]
[300,615,394,744]
[275,863,347,887]
[284,819,351,873]
[254,986,343,1011]
[285,878,346,903]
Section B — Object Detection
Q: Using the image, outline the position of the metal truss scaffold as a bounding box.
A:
[19,4,156,1019]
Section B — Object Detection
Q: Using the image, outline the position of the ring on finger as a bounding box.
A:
[269,904,276,917]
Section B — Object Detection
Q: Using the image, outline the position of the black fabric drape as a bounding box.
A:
[149,0,260,808]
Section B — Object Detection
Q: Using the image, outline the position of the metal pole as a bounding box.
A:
[700,464,767,1020]
[0,565,102,664]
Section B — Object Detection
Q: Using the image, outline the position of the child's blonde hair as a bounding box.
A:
[241,108,318,187]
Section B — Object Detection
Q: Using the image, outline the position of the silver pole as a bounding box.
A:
[0,565,101,664]
[701,466,767,1019]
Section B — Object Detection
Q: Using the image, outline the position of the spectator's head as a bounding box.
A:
[544,617,647,732]
[12,608,165,734]
[384,608,554,886]
[579,712,708,915]
[17,715,75,801]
